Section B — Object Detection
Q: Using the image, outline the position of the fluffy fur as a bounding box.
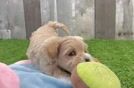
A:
[26,21,94,79]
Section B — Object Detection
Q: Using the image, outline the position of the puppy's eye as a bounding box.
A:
[68,51,76,56]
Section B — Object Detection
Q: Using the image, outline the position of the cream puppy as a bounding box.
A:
[26,21,95,79]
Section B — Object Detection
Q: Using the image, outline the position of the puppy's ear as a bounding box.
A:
[46,37,62,59]
[73,36,83,41]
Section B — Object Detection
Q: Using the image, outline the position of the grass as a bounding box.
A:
[0,39,134,88]
[86,39,134,88]
[0,39,29,64]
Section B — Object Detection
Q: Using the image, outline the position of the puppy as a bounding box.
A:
[26,21,95,79]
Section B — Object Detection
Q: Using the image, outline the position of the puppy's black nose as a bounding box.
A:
[84,53,93,62]
[85,58,90,62]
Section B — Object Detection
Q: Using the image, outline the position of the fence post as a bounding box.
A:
[95,0,116,39]
[23,0,41,38]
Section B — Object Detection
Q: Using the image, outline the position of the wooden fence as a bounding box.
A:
[0,0,134,39]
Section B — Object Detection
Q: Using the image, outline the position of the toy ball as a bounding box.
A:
[71,62,121,88]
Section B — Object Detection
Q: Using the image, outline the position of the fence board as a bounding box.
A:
[23,0,41,38]
[95,0,116,39]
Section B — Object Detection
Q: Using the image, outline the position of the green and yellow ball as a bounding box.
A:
[71,62,121,88]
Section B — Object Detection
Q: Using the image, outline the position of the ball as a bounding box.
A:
[76,62,121,88]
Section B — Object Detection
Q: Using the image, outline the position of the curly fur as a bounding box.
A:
[26,21,94,79]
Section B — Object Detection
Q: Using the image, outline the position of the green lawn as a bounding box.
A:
[0,39,134,88]
[86,40,134,88]
[0,39,29,64]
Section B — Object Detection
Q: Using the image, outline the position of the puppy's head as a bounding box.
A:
[44,36,96,74]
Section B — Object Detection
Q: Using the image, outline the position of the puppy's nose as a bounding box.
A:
[84,53,94,62]
[85,58,90,62]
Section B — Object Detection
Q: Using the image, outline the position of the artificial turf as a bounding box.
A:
[0,39,134,88]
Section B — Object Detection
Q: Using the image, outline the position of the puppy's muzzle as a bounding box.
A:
[84,53,95,62]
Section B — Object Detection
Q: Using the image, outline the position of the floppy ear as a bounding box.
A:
[46,37,62,59]
[73,36,84,41]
